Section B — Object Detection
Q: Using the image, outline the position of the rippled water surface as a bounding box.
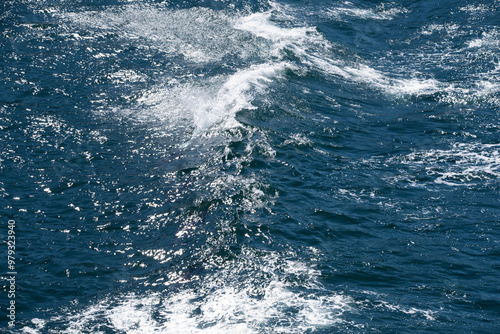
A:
[1,0,499,333]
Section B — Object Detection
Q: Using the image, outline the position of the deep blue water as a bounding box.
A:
[1,0,500,332]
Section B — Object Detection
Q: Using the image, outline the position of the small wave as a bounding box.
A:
[131,61,291,140]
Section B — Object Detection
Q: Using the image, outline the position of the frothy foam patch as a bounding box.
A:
[420,23,460,36]
[61,6,250,63]
[460,4,494,15]
[308,49,500,104]
[326,3,408,20]
[234,9,321,64]
[467,30,500,49]
[23,250,353,333]
[235,12,313,41]
[373,300,437,321]
[339,65,441,96]
[412,23,500,104]
[388,143,500,186]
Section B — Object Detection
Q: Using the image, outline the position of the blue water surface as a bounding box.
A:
[1,0,499,333]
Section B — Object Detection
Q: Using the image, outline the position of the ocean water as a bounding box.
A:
[1,0,499,332]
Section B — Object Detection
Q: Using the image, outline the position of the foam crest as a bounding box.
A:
[62,1,479,124]
[59,0,500,116]
[341,65,442,96]
[192,62,292,135]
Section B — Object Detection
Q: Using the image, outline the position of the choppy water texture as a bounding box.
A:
[1,0,500,333]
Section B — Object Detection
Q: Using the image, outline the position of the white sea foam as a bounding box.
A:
[58,4,304,139]
[374,301,437,321]
[326,3,408,21]
[234,5,446,99]
[23,260,439,333]
[236,12,311,41]
[233,6,440,99]
[125,62,292,148]
[305,55,442,96]
[389,143,500,186]
[107,69,146,85]
[460,4,492,15]
[414,22,500,104]
[22,249,353,333]
[61,6,248,63]
[467,30,500,49]
[282,133,313,147]
[309,41,499,105]
[420,23,460,36]
[60,0,500,136]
